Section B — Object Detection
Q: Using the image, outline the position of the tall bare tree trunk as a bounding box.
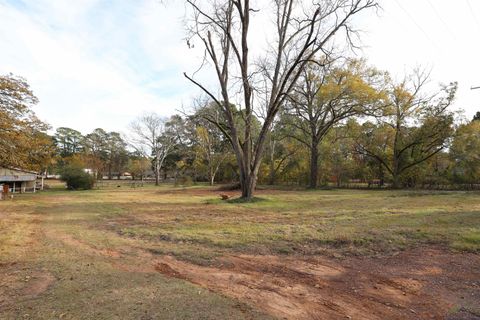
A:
[185,0,377,200]
[154,155,160,186]
[209,175,215,186]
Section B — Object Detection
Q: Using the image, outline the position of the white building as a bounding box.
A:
[0,167,41,197]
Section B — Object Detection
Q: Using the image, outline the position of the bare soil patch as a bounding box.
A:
[0,264,55,312]
[42,226,480,319]
[45,230,121,258]
[21,271,56,297]
[153,248,480,320]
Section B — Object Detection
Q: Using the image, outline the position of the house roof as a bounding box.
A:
[0,166,38,175]
[0,166,38,182]
[0,175,37,182]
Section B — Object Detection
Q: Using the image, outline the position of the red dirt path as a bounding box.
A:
[153,248,480,320]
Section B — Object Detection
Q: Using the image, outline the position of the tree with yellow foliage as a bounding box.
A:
[354,70,457,188]
[0,74,54,172]
[450,120,480,186]
[284,59,388,188]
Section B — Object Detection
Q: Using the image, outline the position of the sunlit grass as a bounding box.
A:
[0,184,478,318]
[2,186,479,261]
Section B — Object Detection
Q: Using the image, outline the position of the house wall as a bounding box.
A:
[0,167,36,179]
[0,167,37,193]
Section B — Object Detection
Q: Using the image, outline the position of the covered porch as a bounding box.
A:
[0,167,42,197]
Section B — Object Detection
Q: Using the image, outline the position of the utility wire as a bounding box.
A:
[426,0,456,41]
[466,0,480,30]
[392,0,440,50]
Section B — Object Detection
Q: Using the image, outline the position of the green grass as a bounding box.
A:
[107,188,480,258]
[1,184,479,319]
[0,186,273,320]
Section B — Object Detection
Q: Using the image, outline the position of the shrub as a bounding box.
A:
[60,166,95,190]
[175,176,194,187]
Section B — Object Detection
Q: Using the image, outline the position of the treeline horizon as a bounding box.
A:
[2,63,480,190]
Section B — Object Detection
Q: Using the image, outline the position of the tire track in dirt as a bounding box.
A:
[41,230,480,320]
[152,250,480,320]
[0,211,55,313]
[153,255,393,319]
[44,230,121,258]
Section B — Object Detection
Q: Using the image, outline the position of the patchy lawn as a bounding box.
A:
[0,185,479,319]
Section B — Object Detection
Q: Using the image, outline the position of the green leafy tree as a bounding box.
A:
[54,127,84,158]
[354,71,457,188]
[104,132,128,179]
[193,126,228,185]
[472,111,480,122]
[285,59,388,188]
[450,121,480,185]
[127,155,151,181]
[83,128,109,179]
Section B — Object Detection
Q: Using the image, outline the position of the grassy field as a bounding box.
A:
[1,184,479,319]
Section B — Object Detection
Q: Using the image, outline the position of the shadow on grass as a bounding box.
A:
[227,197,268,204]
[203,196,269,205]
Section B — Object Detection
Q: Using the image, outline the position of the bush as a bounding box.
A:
[175,176,194,187]
[60,166,95,190]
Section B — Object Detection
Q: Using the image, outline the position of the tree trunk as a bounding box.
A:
[379,163,385,187]
[268,139,276,185]
[154,156,160,186]
[309,144,319,189]
[392,174,400,189]
[241,173,257,199]
[208,165,214,186]
[268,165,276,185]
[236,151,259,200]
[392,158,401,189]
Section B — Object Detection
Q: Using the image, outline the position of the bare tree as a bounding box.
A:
[184,0,377,199]
[129,113,177,186]
[195,126,228,185]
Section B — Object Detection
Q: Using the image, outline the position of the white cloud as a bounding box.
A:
[0,0,478,137]
[0,0,198,134]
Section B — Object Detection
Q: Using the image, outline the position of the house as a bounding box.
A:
[0,167,42,196]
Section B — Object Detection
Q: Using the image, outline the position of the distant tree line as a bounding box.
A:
[3,0,480,198]
[2,64,480,191]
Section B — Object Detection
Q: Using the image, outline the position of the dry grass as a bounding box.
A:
[0,184,479,319]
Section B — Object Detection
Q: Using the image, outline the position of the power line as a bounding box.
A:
[425,0,456,41]
[392,0,440,50]
[466,0,480,30]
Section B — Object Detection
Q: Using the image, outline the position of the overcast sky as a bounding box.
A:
[1,0,479,134]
